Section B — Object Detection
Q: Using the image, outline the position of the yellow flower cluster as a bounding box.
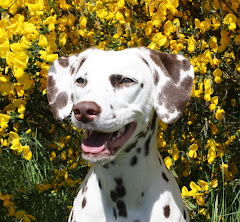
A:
[0,0,239,220]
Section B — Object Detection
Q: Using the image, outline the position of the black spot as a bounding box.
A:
[110,190,118,202]
[141,192,144,197]
[163,205,170,218]
[103,163,109,169]
[150,112,158,131]
[158,157,162,165]
[140,83,144,88]
[133,220,140,222]
[113,207,117,219]
[116,200,127,217]
[98,180,102,189]
[184,210,187,219]
[137,147,141,153]
[116,185,126,197]
[144,136,151,156]
[130,156,137,166]
[136,131,147,139]
[82,197,86,208]
[125,141,138,152]
[162,172,169,182]
[115,178,123,186]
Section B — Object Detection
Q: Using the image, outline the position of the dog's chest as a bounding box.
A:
[69,153,188,222]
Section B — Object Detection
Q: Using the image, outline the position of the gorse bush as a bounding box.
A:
[0,0,239,221]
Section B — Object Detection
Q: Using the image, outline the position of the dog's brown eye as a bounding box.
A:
[76,77,87,86]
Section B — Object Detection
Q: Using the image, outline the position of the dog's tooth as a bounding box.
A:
[116,132,121,138]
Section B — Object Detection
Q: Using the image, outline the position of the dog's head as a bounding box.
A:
[47,47,194,164]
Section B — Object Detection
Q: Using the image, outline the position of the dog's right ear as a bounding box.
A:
[47,49,93,120]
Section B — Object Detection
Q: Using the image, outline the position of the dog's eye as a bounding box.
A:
[119,78,135,86]
[76,77,87,86]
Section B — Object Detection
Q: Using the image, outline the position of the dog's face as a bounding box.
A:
[47,48,194,164]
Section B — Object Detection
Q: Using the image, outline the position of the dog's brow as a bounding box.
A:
[109,74,123,88]
[74,58,86,75]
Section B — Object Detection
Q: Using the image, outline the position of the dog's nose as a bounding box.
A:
[73,101,101,123]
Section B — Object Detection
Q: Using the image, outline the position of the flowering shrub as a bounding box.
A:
[0,0,239,221]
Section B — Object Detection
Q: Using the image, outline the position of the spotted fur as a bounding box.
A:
[47,47,193,222]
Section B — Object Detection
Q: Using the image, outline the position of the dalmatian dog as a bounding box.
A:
[47,47,194,222]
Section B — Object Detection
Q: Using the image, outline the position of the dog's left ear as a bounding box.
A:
[140,47,194,124]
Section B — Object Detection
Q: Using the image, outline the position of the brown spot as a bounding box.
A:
[54,92,68,110]
[109,74,123,88]
[110,104,113,109]
[113,113,116,118]
[58,57,69,67]
[180,76,193,92]
[75,58,86,74]
[153,70,159,85]
[158,81,190,113]
[181,59,191,71]
[162,172,169,182]
[82,197,86,208]
[70,66,75,75]
[163,205,170,218]
[47,76,58,103]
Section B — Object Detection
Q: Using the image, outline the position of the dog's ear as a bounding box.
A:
[47,49,92,120]
[140,47,194,124]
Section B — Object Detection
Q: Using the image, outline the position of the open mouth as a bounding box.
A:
[81,122,137,155]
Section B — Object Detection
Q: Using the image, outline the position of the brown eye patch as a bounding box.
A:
[109,74,137,88]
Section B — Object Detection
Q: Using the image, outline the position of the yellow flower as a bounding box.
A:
[23,147,32,161]
[45,54,58,63]
[152,32,168,47]
[223,13,237,30]
[209,96,218,111]
[79,16,87,29]
[215,109,225,121]
[210,178,218,188]
[15,210,36,221]
[164,156,172,169]
[0,114,11,129]
[38,35,48,48]
[188,143,198,158]
[187,36,196,52]
[181,186,189,197]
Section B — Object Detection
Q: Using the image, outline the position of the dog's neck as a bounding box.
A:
[92,112,161,204]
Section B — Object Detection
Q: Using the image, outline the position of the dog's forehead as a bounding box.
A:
[80,50,148,77]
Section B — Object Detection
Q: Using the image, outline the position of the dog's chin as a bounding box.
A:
[80,121,137,165]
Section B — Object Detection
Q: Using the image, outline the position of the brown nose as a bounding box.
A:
[73,101,101,123]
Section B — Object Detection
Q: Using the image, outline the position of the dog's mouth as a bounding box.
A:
[81,122,137,156]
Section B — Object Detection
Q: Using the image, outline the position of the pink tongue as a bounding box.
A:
[81,131,113,154]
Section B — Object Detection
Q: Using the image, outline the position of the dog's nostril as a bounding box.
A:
[73,108,80,115]
[87,109,96,115]
[73,101,101,123]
